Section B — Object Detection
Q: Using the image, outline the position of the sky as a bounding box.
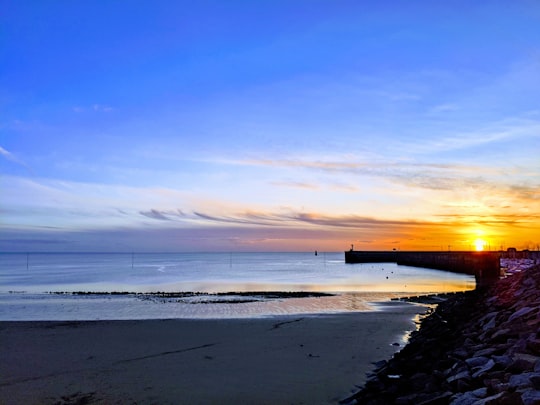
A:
[1,1,540,252]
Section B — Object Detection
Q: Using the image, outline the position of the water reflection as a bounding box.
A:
[0,291,460,321]
[155,277,475,295]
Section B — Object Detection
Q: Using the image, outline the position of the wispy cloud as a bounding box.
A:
[140,209,172,221]
[508,184,540,201]
[240,157,498,191]
[174,209,444,229]
[0,146,15,160]
[0,146,32,172]
[435,214,540,228]
[72,104,114,113]
[430,103,460,113]
[270,180,319,190]
[193,211,283,227]
[436,119,540,151]
[242,157,473,174]
[238,156,540,204]
[139,209,187,221]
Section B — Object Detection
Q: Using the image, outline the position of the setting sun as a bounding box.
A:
[474,238,486,251]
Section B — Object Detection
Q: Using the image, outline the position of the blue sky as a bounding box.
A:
[1,1,540,252]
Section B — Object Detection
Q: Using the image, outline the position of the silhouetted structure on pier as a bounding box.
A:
[344,250,501,288]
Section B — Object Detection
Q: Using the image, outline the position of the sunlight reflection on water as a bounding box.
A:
[0,291,451,321]
[0,252,475,320]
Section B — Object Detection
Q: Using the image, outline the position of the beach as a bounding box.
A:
[0,302,426,404]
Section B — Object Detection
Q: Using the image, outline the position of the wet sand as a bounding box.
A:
[0,302,426,404]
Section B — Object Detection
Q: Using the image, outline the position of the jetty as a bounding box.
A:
[344,250,501,287]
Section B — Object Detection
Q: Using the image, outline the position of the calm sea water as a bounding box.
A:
[0,252,475,320]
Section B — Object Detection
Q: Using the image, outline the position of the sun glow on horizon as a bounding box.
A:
[474,238,487,251]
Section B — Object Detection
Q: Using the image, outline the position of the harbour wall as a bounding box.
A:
[344,250,501,288]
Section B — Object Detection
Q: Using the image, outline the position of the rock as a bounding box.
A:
[508,372,536,390]
[417,391,453,405]
[530,374,540,390]
[449,360,469,375]
[364,377,385,391]
[424,380,442,394]
[509,306,536,322]
[456,378,472,393]
[453,348,470,359]
[484,378,510,393]
[490,328,514,343]
[480,311,498,324]
[521,389,540,405]
[372,359,387,369]
[493,355,513,369]
[472,359,496,379]
[486,370,508,381]
[449,388,487,405]
[477,391,523,405]
[465,356,489,368]
[474,392,506,405]
[447,371,471,385]
[409,372,431,391]
[526,317,540,329]
[480,313,498,332]
[449,393,477,405]
[395,393,420,405]
[526,339,540,355]
[509,353,540,372]
[474,347,498,357]
[471,387,488,398]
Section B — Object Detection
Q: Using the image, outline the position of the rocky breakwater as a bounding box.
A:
[348,264,540,405]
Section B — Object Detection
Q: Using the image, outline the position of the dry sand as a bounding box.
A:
[0,302,426,404]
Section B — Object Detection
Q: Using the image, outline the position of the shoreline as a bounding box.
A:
[0,302,428,404]
[0,290,438,321]
[349,264,540,404]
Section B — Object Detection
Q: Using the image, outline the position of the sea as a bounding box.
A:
[0,252,476,320]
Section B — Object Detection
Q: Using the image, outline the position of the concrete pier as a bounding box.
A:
[344,250,501,288]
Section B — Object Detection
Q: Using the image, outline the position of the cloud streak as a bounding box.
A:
[240,157,533,195]
[140,209,173,221]
[72,104,114,113]
[0,146,31,172]
[139,208,413,229]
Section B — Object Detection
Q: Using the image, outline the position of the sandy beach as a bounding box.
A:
[0,302,426,404]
